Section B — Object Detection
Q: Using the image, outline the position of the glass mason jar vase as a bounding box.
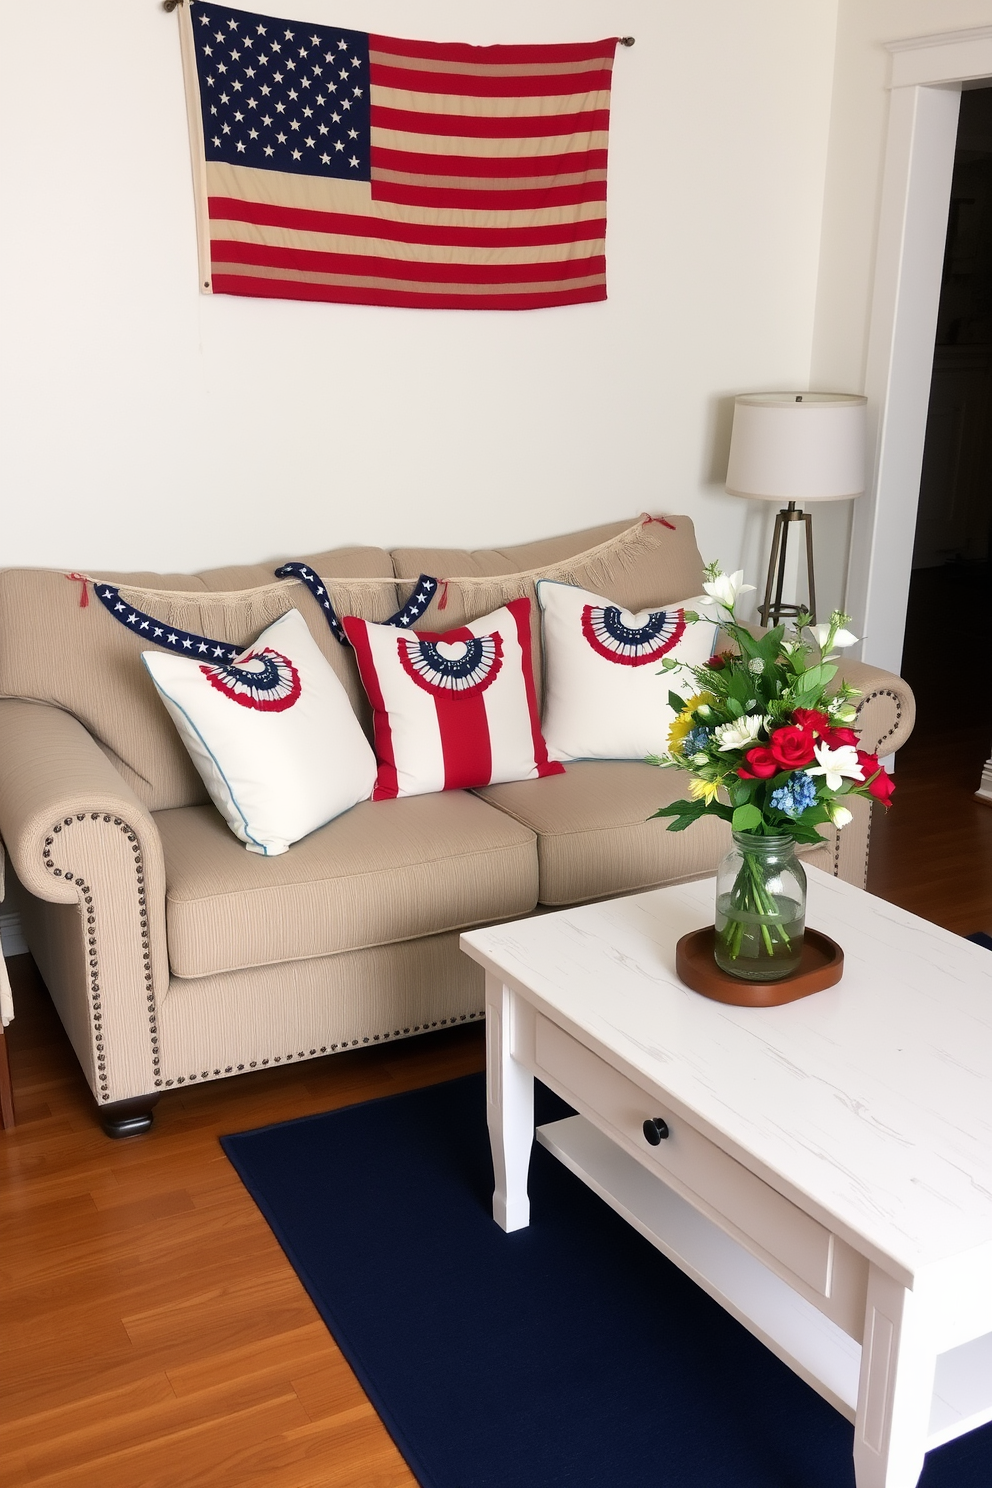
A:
[714,832,807,981]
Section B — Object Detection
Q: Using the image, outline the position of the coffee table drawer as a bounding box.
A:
[534,1015,834,1297]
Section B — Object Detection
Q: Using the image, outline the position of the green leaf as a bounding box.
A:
[668,691,687,715]
[732,804,763,832]
[726,697,744,718]
[650,800,703,820]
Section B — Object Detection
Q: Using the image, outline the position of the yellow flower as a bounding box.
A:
[688,776,722,805]
[667,692,716,755]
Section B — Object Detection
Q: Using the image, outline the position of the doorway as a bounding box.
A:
[900,87,992,797]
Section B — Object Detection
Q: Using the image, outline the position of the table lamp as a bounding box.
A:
[725,392,867,626]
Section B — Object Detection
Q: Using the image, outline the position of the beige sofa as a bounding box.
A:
[0,517,915,1135]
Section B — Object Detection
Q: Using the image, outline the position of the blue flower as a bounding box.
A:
[683,725,710,755]
[770,771,818,819]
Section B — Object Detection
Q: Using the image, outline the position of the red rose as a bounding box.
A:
[857,750,896,806]
[737,746,778,780]
[792,708,859,750]
[821,725,859,749]
[706,652,733,671]
[768,725,816,770]
[791,708,829,734]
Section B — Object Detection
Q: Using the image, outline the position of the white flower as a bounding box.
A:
[808,742,864,792]
[714,714,763,752]
[702,569,755,610]
[827,802,853,828]
[807,621,859,651]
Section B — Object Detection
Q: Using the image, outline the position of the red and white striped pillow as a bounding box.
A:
[342,596,563,800]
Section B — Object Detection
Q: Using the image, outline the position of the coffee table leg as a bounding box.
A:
[485,975,534,1232]
[853,1265,934,1488]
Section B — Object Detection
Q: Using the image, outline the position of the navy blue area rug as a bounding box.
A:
[222,1074,992,1488]
[968,931,992,951]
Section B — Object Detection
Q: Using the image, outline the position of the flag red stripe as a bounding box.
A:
[371,105,611,139]
[368,35,617,67]
[209,274,606,310]
[208,196,607,249]
[369,178,606,211]
[370,145,608,178]
[211,238,605,285]
[370,62,613,98]
[340,619,399,801]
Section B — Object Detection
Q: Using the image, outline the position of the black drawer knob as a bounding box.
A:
[642,1117,669,1145]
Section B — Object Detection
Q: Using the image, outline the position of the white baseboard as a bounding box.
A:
[0,911,28,958]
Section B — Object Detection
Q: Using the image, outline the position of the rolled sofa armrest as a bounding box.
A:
[830,659,916,759]
[0,698,168,1104]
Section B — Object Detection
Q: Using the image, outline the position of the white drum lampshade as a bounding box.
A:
[725,392,867,624]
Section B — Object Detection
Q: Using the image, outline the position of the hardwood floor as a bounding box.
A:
[2,569,990,1485]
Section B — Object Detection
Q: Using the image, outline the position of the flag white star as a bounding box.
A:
[212,646,225,658]
[198,642,208,653]
[182,638,193,649]
[349,155,359,168]
[320,152,330,164]
[167,633,179,645]
[153,627,163,637]
[291,148,302,160]
[264,144,274,156]
[305,136,315,147]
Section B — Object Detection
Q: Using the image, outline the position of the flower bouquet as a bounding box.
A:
[651,565,894,981]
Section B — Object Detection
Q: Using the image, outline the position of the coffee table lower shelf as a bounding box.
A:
[536,1113,992,1454]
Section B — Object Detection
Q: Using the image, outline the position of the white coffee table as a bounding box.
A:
[461,866,992,1488]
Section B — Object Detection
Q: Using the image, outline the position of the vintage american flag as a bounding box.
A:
[179,2,617,309]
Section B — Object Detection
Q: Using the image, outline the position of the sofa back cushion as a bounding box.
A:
[0,549,397,811]
[392,516,705,697]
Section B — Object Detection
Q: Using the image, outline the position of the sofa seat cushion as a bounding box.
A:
[157,793,538,978]
[474,761,733,906]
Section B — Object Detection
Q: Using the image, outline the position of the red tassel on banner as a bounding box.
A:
[641,514,676,531]
[437,580,450,612]
[65,572,90,607]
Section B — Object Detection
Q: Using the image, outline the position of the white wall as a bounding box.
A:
[812,0,992,628]
[1,1,838,581]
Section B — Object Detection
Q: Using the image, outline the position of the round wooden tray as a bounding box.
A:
[675,926,844,1007]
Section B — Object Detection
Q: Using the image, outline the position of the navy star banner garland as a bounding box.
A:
[92,572,438,654]
[177,2,617,309]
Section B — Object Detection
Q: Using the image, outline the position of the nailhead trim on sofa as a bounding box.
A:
[42,813,158,1101]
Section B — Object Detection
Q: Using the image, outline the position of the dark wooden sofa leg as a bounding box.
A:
[99,1094,160,1138]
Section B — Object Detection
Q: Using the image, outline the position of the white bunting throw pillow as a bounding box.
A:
[537,579,720,762]
[143,608,377,855]
[342,596,563,799]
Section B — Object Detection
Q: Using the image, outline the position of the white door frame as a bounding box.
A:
[848,27,992,675]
